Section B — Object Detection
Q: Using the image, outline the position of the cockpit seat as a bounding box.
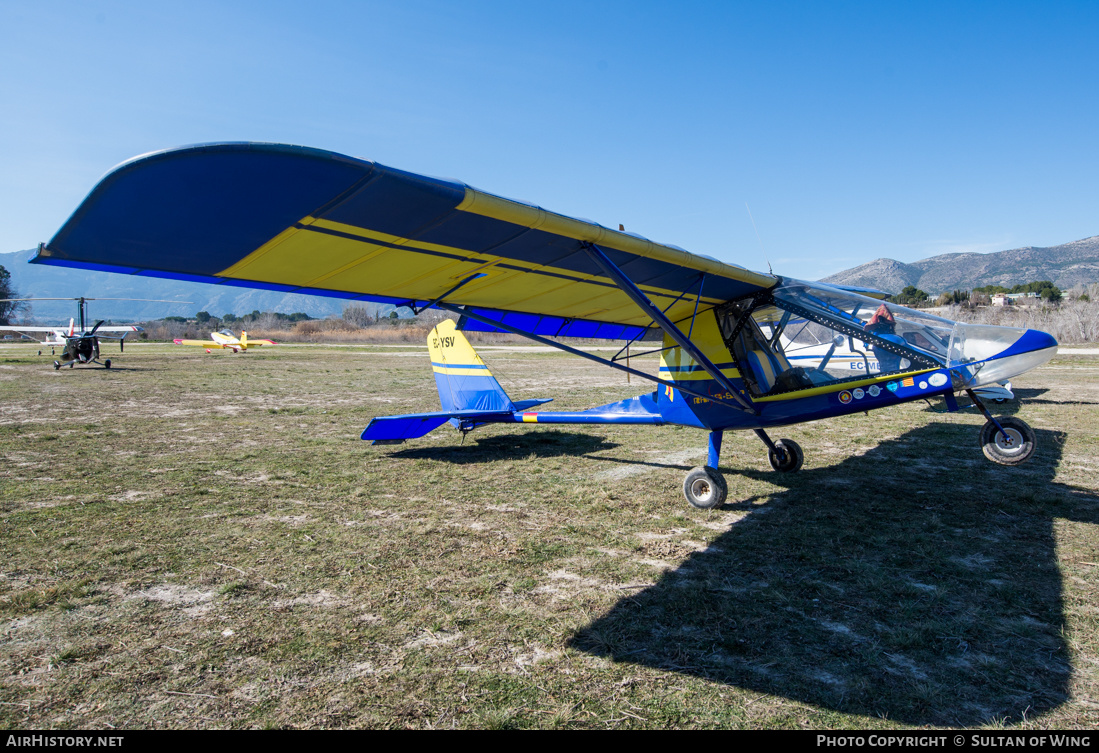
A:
[747,348,792,393]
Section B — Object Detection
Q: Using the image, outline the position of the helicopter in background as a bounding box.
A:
[0,297,184,369]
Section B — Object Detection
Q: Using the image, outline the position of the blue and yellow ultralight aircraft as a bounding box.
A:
[34,143,1058,508]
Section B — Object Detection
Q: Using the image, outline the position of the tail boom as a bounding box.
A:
[362,321,663,444]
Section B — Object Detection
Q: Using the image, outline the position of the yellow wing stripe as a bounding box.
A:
[215,215,737,328]
[225,215,729,307]
[456,188,773,288]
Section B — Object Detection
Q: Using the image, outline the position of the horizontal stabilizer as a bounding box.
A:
[512,398,553,411]
[362,409,515,443]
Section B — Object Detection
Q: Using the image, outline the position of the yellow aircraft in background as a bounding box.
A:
[174,329,276,353]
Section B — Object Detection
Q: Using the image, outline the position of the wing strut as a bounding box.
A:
[433,302,752,412]
[609,272,705,363]
[409,273,488,315]
[581,243,757,414]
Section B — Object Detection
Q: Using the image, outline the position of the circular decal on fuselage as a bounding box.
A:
[852,388,865,400]
[928,373,948,387]
[838,390,853,404]
[886,381,899,393]
[868,384,881,397]
[919,381,928,390]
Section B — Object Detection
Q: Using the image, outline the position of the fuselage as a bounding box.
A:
[649,279,1055,431]
[393,279,1057,437]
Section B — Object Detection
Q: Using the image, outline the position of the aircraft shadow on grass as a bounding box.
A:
[568,423,1098,726]
[1011,388,1098,407]
[917,390,1098,418]
[389,429,619,463]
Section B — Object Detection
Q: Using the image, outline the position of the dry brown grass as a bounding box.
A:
[938,299,1099,344]
[0,340,1096,729]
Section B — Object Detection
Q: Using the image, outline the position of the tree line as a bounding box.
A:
[0,265,26,325]
[888,281,1064,307]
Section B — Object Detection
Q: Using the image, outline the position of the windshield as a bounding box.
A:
[713,279,1050,396]
[773,282,954,364]
[767,280,1045,390]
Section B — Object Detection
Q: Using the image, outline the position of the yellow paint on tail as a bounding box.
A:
[427,320,494,376]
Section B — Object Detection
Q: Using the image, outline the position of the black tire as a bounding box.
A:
[683,466,728,510]
[104,359,111,369]
[768,438,804,473]
[53,361,60,370]
[980,417,1036,465]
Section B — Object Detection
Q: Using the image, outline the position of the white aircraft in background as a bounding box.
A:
[0,297,186,368]
[0,318,141,353]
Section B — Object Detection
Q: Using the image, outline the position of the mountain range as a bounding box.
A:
[821,236,1099,295]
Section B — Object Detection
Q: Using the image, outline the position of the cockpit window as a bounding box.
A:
[712,279,1047,396]
[716,281,949,396]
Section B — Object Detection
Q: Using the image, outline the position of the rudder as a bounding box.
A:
[428,320,514,413]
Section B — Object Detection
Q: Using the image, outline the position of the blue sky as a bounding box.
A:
[2,0,1096,279]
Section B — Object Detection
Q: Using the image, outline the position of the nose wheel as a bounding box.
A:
[980,416,1036,465]
[966,390,1037,466]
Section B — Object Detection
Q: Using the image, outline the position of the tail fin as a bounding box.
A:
[240,331,248,349]
[428,320,514,412]
[362,321,555,444]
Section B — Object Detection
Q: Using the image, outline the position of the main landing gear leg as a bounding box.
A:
[683,431,728,510]
[967,389,1036,465]
[755,428,804,473]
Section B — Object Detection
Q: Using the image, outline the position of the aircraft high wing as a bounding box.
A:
[36,143,773,340]
[33,142,1058,507]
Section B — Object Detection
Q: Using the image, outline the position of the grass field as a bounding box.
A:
[1,339,1097,729]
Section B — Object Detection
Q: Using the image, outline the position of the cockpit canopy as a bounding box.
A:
[719,279,1056,396]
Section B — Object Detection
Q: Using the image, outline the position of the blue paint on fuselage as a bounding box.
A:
[653,369,955,432]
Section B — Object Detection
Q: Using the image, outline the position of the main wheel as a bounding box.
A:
[53,360,60,370]
[768,438,804,473]
[683,466,728,510]
[104,359,111,369]
[980,417,1036,465]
